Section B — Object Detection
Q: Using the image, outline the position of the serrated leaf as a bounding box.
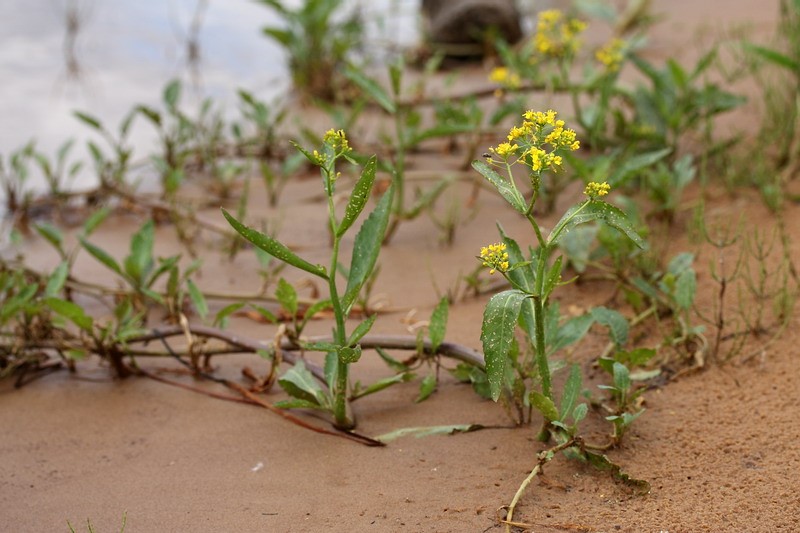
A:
[348,314,376,346]
[278,360,328,407]
[560,364,582,422]
[415,374,437,403]
[222,208,328,280]
[275,278,298,316]
[337,156,376,237]
[591,306,629,347]
[343,184,394,311]
[549,201,645,249]
[45,297,93,332]
[429,297,448,353]
[472,159,527,213]
[530,390,559,421]
[572,402,588,423]
[186,279,208,320]
[376,424,484,443]
[375,346,408,372]
[481,290,527,401]
[344,65,396,113]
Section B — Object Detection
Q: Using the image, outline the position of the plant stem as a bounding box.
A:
[504,437,576,533]
[326,191,353,429]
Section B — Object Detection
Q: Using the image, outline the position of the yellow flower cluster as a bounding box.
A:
[323,128,351,154]
[596,38,626,72]
[584,181,611,199]
[479,242,510,275]
[533,9,586,59]
[488,109,580,174]
[488,66,522,89]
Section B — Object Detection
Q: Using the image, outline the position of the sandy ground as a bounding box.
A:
[2,1,799,532]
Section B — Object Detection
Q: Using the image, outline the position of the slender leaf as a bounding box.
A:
[559,364,582,422]
[530,390,559,421]
[344,65,396,114]
[428,297,449,353]
[222,208,328,280]
[472,159,527,213]
[275,278,298,316]
[337,156,376,237]
[45,297,93,332]
[45,261,69,297]
[186,279,208,320]
[591,306,629,347]
[79,238,124,278]
[73,111,103,131]
[376,424,484,443]
[549,200,645,249]
[348,314,376,346]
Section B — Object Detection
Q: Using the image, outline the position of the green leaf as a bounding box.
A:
[79,237,124,278]
[549,313,595,355]
[222,208,328,280]
[343,184,394,311]
[136,105,162,127]
[612,361,631,394]
[429,297,449,353]
[34,223,64,254]
[213,302,245,328]
[559,364,582,422]
[45,297,93,332]
[299,298,332,331]
[415,374,437,403]
[351,373,412,400]
[481,289,527,401]
[543,256,563,298]
[375,346,408,372]
[275,278,298,316]
[337,345,362,364]
[549,200,645,249]
[607,147,672,187]
[529,390,559,421]
[674,268,696,310]
[744,43,800,72]
[337,156,376,237]
[45,261,69,297]
[344,65,396,114]
[498,224,537,343]
[572,402,588,423]
[186,279,208,320]
[82,207,111,236]
[303,341,339,352]
[584,450,651,494]
[348,314,376,346]
[278,360,328,407]
[376,424,484,443]
[163,79,181,109]
[472,159,527,214]
[124,219,155,285]
[274,399,327,411]
[590,306,629,347]
[73,111,103,131]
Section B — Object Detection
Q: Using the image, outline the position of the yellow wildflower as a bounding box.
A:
[584,181,611,199]
[489,66,522,89]
[596,38,626,72]
[323,129,351,154]
[492,142,519,158]
[479,242,510,274]
[532,9,585,59]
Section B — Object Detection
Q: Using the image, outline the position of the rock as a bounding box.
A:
[421,0,523,56]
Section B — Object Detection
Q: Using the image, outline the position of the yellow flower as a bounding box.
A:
[492,142,519,158]
[479,242,510,274]
[532,9,585,59]
[489,66,522,89]
[323,128,351,154]
[596,38,626,72]
[584,181,611,199]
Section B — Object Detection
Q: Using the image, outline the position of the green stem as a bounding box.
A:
[526,213,553,417]
[384,108,406,243]
[326,179,353,430]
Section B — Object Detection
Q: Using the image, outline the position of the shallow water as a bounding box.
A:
[0,0,420,193]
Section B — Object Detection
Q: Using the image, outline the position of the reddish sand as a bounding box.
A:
[2,1,798,532]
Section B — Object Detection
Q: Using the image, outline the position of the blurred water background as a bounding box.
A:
[0,0,420,193]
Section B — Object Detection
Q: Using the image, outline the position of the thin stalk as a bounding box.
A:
[384,109,406,243]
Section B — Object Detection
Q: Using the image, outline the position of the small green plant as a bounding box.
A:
[472,110,649,527]
[223,129,393,429]
[67,512,127,533]
[259,0,362,101]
